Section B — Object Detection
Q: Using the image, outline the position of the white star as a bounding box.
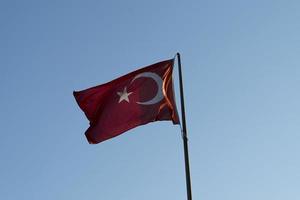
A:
[117,87,133,103]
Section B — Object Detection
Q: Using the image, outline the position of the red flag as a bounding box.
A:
[73,59,179,144]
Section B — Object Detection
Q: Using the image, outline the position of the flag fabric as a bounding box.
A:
[73,59,179,144]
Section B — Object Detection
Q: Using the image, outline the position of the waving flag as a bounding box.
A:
[73,59,179,144]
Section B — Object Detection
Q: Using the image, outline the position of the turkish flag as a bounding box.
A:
[73,59,179,144]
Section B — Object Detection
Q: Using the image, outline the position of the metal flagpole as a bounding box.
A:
[176,52,193,200]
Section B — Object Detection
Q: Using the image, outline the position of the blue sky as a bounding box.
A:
[1,0,300,199]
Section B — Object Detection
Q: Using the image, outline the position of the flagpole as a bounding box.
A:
[176,52,192,200]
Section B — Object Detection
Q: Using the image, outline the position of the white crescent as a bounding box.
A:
[131,72,164,105]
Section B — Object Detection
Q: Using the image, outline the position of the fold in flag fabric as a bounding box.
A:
[73,59,179,144]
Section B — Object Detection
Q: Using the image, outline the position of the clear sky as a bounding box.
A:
[1,0,300,200]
